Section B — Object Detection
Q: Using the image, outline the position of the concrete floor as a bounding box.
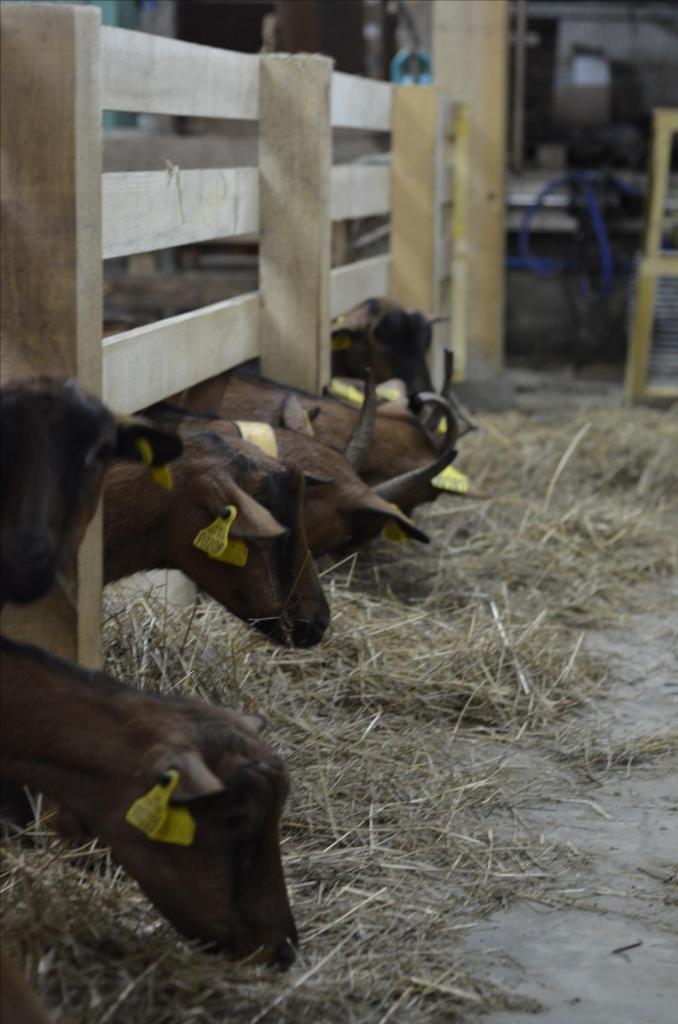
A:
[465,583,678,1023]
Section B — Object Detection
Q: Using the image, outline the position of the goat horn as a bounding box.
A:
[425,348,477,437]
[374,394,458,506]
[423,348,454,432]
[427,314,451,326]
[344,368,377,472]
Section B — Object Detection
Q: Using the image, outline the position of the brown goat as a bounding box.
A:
[0,951,48,1024]
[167,370,459,516]
[104,429,330,647]
[1,635,297,968]
[331,297,449,396]
[147,412,434,553]
[1,377,182,605]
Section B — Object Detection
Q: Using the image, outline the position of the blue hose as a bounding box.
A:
[515,171,623,296]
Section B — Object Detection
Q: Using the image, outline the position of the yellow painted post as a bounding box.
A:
[624,109,678,401]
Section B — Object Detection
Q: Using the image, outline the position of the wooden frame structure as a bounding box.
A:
[0,4,468,663]
[625,108,678,402]
[432,0,508,376]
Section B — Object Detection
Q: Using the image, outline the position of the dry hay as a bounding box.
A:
[2,404,677,1022]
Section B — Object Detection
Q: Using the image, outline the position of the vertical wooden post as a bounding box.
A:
[450,103,471,382]
[259,54,332,393]
[390,86,455,388]
[390,86,439,315]
[433,0,508,375]
[0,4,103,666]
[624,109,678,401]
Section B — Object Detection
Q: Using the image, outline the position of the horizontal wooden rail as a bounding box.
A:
[331,165,390,220]
[331,72,392,132]
[102,168,259,258]
[101,27,259,120]
[330,255,390,318]
[103,255,391,410]
[640,255,678,278]
[103,292,259,413]
[102,27,394,131]
[103,165,391,257]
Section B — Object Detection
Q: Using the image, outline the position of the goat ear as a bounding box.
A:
[226,483,286,540]
[281,394,315,436]
[161,750,225,802]
[357,494,430,544]
[115,416,183,465]
[303,472,334,487]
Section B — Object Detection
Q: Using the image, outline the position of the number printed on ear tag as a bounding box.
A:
[125,768,196,846]
[192,506,249,566]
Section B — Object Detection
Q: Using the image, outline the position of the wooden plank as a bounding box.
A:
[330,255,391,319]
[433,0,508,374]
[654,108,678,134]
[259,54,332,393]
[390,86,439,314]
[331,164,390,221]
[451,103,471,381]
[641,255,678,278]
[644,385,678,399]
[431,94,455,388]
[0,4,103,667]
[102,292,259,414]
[101,26,259,120]
[103,162,389,257]
[644,113,675,258]
[331,71,392,131]
[624,271,657,401]
[102,168,259,258]
[625,109,678,400]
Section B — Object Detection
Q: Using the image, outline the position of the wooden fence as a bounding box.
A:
[0,3,468,664]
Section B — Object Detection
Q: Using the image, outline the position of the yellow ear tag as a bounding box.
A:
[376,384,402,403]
[383,520,409,543]
[331,332,352,352]
[235,421,278,459]
[431,464,469,494]
[437,419,447,434]
[192,505,249,567]
[303,411,315,436]
[329,379,364,406]
[125,768,196,846]
[134,437,173,491]
[382,501,410,543]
